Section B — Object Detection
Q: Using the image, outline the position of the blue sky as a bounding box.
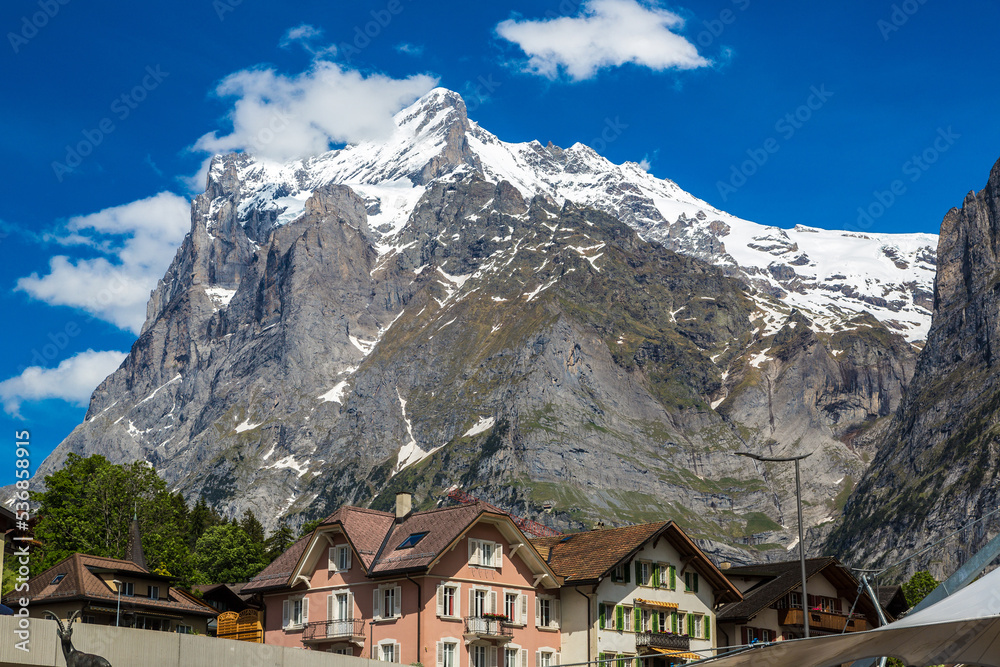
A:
[2,0,1000,484]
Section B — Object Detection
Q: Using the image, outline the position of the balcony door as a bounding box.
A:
[328,592,353,637]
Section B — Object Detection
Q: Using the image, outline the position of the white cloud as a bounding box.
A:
[395,42,425,57]
[0,350,127,417]
[193,60,438,162]
[16,192,190,334]
[281,23,323,48]
[496,0,709,81]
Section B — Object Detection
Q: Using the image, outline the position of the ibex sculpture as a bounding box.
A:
[43,610,112,667]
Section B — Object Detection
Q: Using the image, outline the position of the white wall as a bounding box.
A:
[0,616,386,667]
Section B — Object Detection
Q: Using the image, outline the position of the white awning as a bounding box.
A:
[698,565,1000,667]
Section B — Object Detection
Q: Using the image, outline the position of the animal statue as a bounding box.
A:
[43,610,113,667]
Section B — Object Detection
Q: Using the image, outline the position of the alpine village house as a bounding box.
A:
[6,516,216,633]
[246,494,761,665]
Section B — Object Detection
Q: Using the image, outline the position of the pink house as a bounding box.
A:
[244,494,563,667]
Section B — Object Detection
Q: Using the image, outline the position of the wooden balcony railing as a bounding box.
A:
[777,608,869,633]
[635,632,691,651]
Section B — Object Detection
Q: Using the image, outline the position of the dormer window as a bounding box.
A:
[397,532,428,549]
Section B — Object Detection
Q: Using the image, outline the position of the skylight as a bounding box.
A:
[397,531,429,549]
[51,573,66,585]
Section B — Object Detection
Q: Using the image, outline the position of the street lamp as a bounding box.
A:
[736,451,813,638]
[112,579,122,627]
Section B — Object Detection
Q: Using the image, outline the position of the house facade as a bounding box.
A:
[244,494,563,667]
[532,522,742,667]
[3,517,216,633]
[4,552,217,633]
[716,557,889,648]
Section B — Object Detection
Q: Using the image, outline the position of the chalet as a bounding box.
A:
[715,557,889,647]
[244,493,563,667]
[531,522,742,666]
[4,519,215,632]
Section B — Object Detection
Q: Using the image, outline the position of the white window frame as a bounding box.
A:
[638,561,652,587]
[378,639,401,663]
[149,585,159,600]
[468,538,503,570]
[437,637,460,667]
[471,643,497,667]
[437,583,462,619]
[534,595,560,630]
[535,648,560,667]
[282,594,309,630]
[503,644,522,667]
[329,544,352,572]
[503,590,526,625]
[122,582,135,597]
[374,584,402,620]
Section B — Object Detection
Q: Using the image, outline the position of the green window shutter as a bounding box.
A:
[615,605,624,631]
[624,563,631,584]
[652,565,660,588]
[633,606,641,632]
[669,566,676,590]
[687,614,695,636]
[705,618,711,641]
[635,562,642,585]
[599,604,606,629]
[693,573,700,593]
[671,612,678,634]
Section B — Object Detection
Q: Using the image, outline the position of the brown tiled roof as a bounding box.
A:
[243,535,311,594]
[191,582,259,607]
[368,502,492,575]
[3,553,215,617]
[254,501,556,592]
[323,506,396,569]
[531,522,742,604]
[717,557,885,624]
[532,523,669,582]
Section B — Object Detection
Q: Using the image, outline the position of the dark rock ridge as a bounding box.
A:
[827,157,1000,578]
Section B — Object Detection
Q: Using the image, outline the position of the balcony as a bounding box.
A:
[301,619,366,644]
[777,608,870,633]
[464,616,514,641]
[636,632,691,652]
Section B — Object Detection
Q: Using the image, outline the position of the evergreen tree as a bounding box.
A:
[264,524,295,561]
[187,497,224,550]
[239,509,266,545]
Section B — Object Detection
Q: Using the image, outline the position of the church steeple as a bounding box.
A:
[125,508,148,570]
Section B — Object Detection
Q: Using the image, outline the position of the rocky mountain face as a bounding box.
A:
[35,90,927,561]
[827,158,1000,578]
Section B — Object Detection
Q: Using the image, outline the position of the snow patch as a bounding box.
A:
[463,416,495,438]
[318,381,350,404]
[235,418,261,433]
[138,375,181,405]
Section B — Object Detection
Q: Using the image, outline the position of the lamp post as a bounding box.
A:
[736,451,813,638]
[112,579,122,627]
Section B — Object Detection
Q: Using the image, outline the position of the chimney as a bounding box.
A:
[395,492,413,520]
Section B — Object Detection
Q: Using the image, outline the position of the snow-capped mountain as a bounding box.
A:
[216,87,937,342]
[30,88,932,562]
